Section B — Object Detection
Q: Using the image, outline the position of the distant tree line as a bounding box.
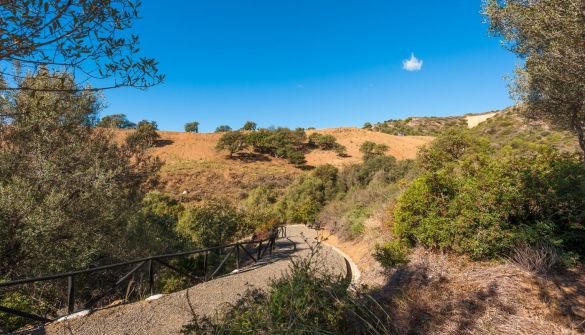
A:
[214,126,347,166]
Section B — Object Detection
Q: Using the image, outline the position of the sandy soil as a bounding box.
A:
[466,112,499,128]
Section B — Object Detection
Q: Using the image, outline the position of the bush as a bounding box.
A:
[184,121,199,133]
[394,130,585,260]
[0,292,36,332]
[241,121,257,131]
[215,125,232,132]
[177,199,243,247]
[374,240,410,268]
[126,192,187,254]
[360,141,388,160]
[126,120,160,149]
[182,249,393,334]
[240,186,279,233]
[97,114,136,129]
[215,131,249,157]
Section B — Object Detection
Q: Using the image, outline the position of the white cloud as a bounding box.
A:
[402,53,423,71]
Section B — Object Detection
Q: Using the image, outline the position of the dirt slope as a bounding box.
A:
[116,128,432,203]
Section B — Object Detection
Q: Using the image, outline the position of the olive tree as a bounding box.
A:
[215,131,249,157]
[97,114,136,129]
[0,0,163,92]
[185,121,200,133]
[0,70,161,278]
[484,0,585,155]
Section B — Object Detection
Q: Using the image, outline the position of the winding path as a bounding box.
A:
[27,225,349,335]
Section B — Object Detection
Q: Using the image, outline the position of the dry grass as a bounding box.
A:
[374,248,585,334]
[113,128,432,203]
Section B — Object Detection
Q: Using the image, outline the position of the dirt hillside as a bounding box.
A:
[116,128,433,203]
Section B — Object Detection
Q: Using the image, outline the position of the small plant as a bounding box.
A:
[374,240,410,268]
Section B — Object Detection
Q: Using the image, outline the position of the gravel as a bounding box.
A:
[28,225,347,335]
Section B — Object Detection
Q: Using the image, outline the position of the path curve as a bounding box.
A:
[27,225,350,335]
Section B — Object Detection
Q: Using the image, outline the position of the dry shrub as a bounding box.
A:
[510,242,561,274]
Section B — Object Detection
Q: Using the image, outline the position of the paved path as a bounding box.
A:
[27,225,348,335]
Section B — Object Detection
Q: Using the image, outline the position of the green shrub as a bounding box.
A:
[0,292,36,333]
[182,250,393,335]
[394,130,585,260]
[374,240,410,268]
[177,199,243,247]
[126,192,187,254]
[360,141,389,160]
[215,125,232,132]
[215,131,249,157]
[126,120,160,149]
[241,186,279,232]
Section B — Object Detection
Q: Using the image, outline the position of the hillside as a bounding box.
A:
[119,128,433,203]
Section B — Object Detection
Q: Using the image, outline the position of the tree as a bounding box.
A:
[359,141,388,160]
[185,122,200,133]
[0,0,163,92]
[241,121,257,131]
[0,70,161,278]
[484,0,585,155]
[126,120,160,150]
[176,199,242,247]
[215,125,232,133]
[215,131,249,157]
[97,114,136,129]
[363,122,373,130]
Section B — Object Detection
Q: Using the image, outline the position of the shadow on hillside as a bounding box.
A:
[372,263,515,334]
[530,266,585,331]
[229,152,271,162]
[155,139,174,147]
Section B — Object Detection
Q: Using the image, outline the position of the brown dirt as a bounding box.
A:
[115,128,433,203]
[321,226,585,334]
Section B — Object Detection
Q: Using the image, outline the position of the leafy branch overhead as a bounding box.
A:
[0,0,164,91]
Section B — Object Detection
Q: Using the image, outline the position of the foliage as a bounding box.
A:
[97,114,136,129]
[484,0,585,154]
[308,132,347,156]
[0,292,35,332]
[373,240,410,269]
[360,141,389,160]
[394,130,585,260]
[126,120,160,150]
[0,0,163,90]
[276,176,327,223]
[215,125,233,133]
[182,250,394,335]
[215,131,249,157]
[365,116,467,136]
[472,107,579,153]
[0,70,161,279]
[177,199,243,248]
[126,192,187,254]
[417,128,487,172]
[241,121,257,131]
[184,121,199,133]
[241,186,280,232]
[276,165,340,223]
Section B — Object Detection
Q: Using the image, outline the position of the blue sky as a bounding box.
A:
[103,1,517,132]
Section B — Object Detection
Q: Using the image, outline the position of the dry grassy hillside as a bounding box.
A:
[116,128,433,203]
